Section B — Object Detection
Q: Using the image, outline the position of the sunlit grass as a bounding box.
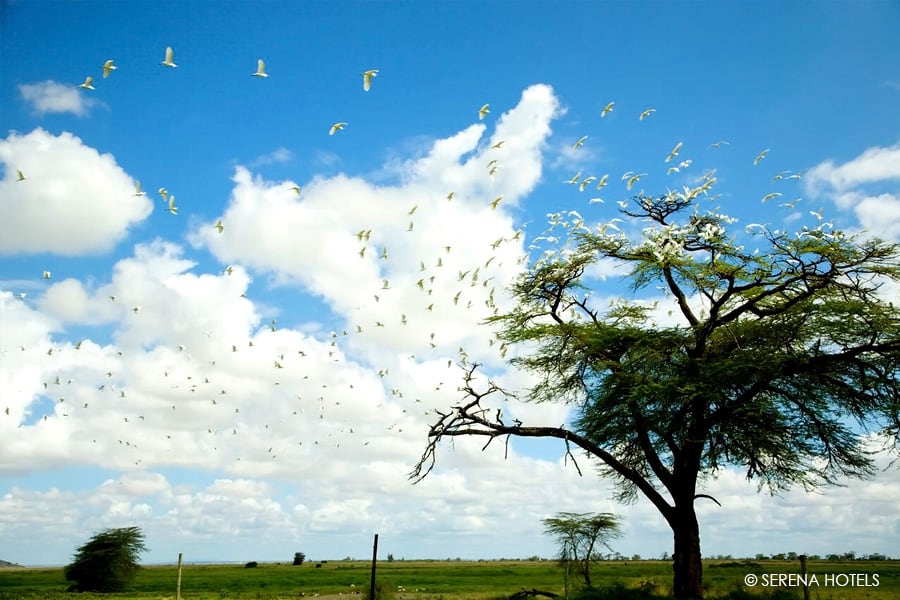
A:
[1,559,898,599]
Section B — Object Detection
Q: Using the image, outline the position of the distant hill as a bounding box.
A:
[0,559,23,568]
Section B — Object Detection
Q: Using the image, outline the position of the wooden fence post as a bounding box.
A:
[370,534,379,600]
[176,552,183,600]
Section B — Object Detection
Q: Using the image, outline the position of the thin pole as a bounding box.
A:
[799,555,809,600]
[176,552,183,600]
[369,534,379,600]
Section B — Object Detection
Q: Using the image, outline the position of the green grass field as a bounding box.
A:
[1,559,897,600]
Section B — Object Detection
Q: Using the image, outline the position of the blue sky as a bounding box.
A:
[1,1,899,566]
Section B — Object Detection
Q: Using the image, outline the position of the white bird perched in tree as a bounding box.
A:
[329,122,347,135]
[573,135,588,149]
[754,148,770,165]
[639,108,656,120]
[362,69,378,91]
[478,104,490,120]
[78,76,95,90]
[252,59,268,77]
[102,59,117,78]
[601,101,614,117]
[161,46,177,67]
[665,141,683,163]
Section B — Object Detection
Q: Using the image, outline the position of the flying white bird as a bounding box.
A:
[42,271,51,279]
[252,59,268,77]
[289,185,301,196]
[491,195,503,210]
[167,195,177,215]
[761,192,782,203]
[78,76,95,90]
[601,101,614,117]
[215,219,224,233]
[754,148,770,165]
[102,59,117,78]
[579,177,596,192]
[329,122,347,135]
[362,69,378,91]
[16,169,26,181]
[626,173,646,190]
[159,187,168,201]
[639,108,656,120]
[596,174,608,189]
[709,140,730,149]
[161,46,177,67]
[565,171,582,185]
[478,104,490,120]
[573,136,588,149]
[665,141,683,163]
[133,181,146,196]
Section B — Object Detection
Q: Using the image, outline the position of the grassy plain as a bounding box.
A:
[0,559,897,600]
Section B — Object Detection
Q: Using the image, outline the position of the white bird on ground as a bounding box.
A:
[362,69,378,91]
[161,46,177,67]
[252,59,268,77]
[78,76,95,90]
[329,122,347,135]
[102,59,117,78]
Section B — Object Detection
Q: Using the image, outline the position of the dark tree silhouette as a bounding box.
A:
[65,526,147,592]
[412,182,900,599]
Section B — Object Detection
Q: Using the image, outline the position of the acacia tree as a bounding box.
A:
[543,512,621,587]
[411,179,900,599]
[65,526,148,592]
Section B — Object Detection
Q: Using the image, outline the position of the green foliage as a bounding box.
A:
[542,512,622,587]
[293,552,306,566]
[63,526,147,592]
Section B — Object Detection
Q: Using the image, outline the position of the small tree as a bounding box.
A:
[293,552,306,566]
[64,526,147,592]
[543,512,621,587]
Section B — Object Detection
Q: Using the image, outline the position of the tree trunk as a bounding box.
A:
[671,505,703,599]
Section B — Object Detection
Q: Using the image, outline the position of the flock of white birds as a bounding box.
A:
[5,44,813,474]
